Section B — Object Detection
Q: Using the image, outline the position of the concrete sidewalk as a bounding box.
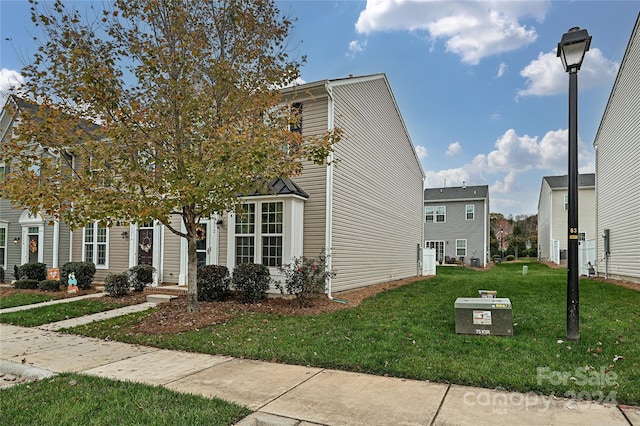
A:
[0,298,638,425]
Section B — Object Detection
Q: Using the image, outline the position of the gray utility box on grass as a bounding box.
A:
[454,298,513,336]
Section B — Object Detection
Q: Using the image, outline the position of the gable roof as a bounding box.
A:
[542,173,595,189]
[424,185,489,201]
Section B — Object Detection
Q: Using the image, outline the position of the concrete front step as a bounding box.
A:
[144,286,188,297]
[145,294,179,304]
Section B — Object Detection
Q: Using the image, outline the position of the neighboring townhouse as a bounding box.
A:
[0,96,133,282]
[592,14,640,283]
[1,97,73,280]
[3,73,426,293]
[423,185,490,267]
[537,174,596,268]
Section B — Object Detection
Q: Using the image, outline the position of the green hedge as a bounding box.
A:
[16,262,47,281]
[38,280,61,292]
[232,263,271,304]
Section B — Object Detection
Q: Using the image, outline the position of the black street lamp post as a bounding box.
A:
[558,27,591,341]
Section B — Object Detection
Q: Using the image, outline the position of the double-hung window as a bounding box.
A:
[466,205,475,220]
[234,201,284,267]
[456,239,467,257]
[83,223,108,267]
[235,204,256,265]
[261,202,283,266]
[435,206,446,223]
[425,206,434,222]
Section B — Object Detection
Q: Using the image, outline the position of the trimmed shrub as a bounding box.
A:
[61,262,96,290]
[12,279,39,289]
[506,255,515,261]
[232,263,271,304]
[0,266,4,283]
[104,272,130,297]
[39,280,61,292]
[197,265,231,302]
[16,262,47,281]
[128,264,155,292]
[277,253,336,305]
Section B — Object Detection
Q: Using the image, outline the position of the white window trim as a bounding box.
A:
[456,239,467,257]
[425,206,434,223]
[466,204,475,220]
[435,206,446,223]
[227,195,304,275]
[563,194,568,211]
[83,222,109,269]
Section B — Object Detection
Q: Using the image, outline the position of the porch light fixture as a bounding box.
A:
[558,26,591,342]
[13,237,20,244]
[121,231,129,240]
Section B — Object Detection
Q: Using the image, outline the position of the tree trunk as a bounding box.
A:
[186,225,199,313]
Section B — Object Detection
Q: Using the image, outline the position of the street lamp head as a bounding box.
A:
[557,27,591,72]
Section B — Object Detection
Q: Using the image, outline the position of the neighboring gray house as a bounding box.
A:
[592,14,640,283]
[537,174,596,265]
[423,185,490,267]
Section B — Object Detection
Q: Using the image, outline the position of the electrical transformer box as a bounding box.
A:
[455,297,513,336]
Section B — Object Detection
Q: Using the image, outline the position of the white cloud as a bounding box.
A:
[424,127,595,212]
[415,145,428,159]
[0,68,24,104]
[496,62,507,78]
[518,48,619,97]
[347,40,367,57]
[446,142,461,156]
[355,0,549,64]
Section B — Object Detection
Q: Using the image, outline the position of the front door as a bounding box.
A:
[137,224,154,265]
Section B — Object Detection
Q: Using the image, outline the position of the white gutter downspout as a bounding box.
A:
[324,81,346,303]
[483,199,487,267]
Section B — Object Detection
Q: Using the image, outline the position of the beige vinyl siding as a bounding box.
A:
[162,215,182,283]
[594,15,640,282]
[217,96,329,268]
[72,225,130,282]
[330,77,423,291]
[295,97,328,257]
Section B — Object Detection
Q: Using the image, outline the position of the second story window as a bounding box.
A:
[289,102,302,134]
[564,194,568,211]
[425,206,434,222]
[466,205,475,220]
[425,206,446,223]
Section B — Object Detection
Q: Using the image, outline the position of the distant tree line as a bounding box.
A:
[490,213,538,259]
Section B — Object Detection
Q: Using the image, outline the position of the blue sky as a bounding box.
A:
[2,1,639,217]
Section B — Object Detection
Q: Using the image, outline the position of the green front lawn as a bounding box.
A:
[0,299,130,327]
[0,292,57,309]
[68,262,640,405]
[0,373,251,426]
